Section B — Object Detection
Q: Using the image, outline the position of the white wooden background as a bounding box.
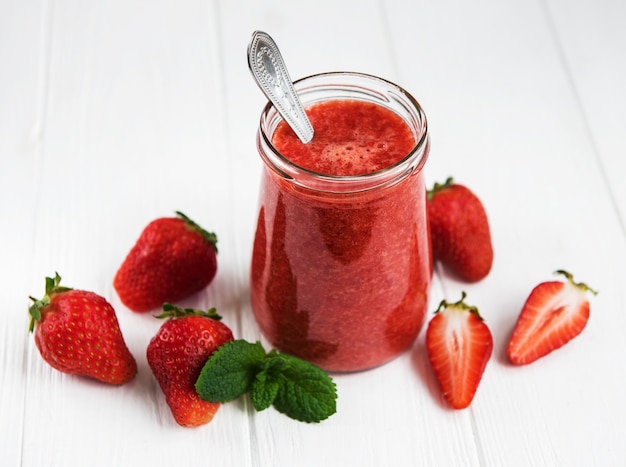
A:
[2,0,625,466]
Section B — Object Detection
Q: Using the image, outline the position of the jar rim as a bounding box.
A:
[257,71,429,193]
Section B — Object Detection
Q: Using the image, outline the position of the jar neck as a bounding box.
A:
[257,72,429,194]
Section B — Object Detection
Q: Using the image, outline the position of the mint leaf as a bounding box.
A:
[271,353,337,423]
[195,340,266,402]
[250,360,282,412]
[195,339,338,423]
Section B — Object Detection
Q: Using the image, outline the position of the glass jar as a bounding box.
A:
[250,72,431,372]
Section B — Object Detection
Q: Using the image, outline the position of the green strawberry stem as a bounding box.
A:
[555,270,598,295]
[175,211,218,253]
[427,176,454,201]
[434,291,485,320]
[154,303,222,321]
[28,272,72,332]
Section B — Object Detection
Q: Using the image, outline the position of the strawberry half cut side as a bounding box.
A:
[507,270,597,365]
[425,292,493,409]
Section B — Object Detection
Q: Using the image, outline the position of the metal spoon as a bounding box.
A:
[247,30,314,144]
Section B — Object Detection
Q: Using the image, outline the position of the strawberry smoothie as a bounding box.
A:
[251,73,431,372]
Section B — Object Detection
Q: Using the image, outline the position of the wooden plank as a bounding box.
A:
[0,1,47,465]
[546,0,626,227]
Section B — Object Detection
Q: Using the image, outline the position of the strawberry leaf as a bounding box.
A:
[175,211,218,253]
[427,176,454,201]
[156,303,222,321]
[28,272,70,333]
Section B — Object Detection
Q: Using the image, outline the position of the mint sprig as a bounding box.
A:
[195,340,337,423]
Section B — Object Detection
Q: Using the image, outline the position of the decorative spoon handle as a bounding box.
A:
[247,30,314,144]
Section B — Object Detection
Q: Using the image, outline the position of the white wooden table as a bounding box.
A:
[2,0,625,465]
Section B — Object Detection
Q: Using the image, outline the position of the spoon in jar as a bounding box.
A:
[247,30,314,144]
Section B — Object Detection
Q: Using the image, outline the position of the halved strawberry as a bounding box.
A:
[425,292,493,409]
[507,270,597,365]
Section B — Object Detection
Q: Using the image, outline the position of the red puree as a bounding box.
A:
[272,100,415,176]
[251,99,431,372]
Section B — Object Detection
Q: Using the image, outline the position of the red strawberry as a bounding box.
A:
[427,177,493,282]
[147,304,234,427]
[28,273,137,385]
[507,270,597,365]
[425,292,493,409]
[114,211,218,312]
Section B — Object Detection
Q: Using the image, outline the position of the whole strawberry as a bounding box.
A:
[425,292,493,409]
[147,304,234,427]
[114,211,218,312]
[28,273,137,385]
[427,177,493,282]
[507,270,597,365]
